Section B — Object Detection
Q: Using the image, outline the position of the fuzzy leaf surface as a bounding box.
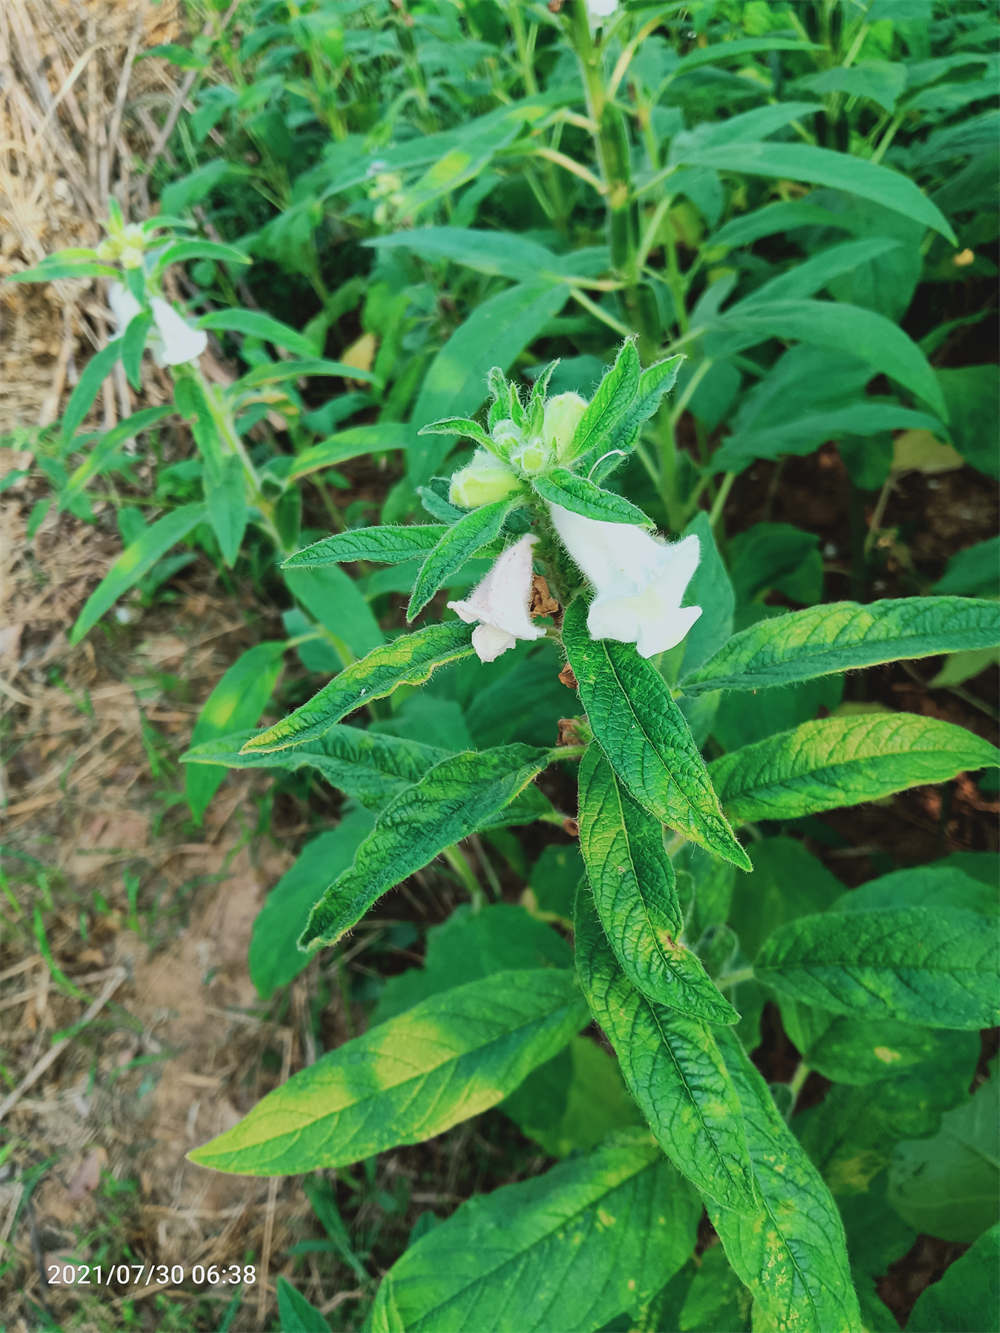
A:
[563,598,750,869]
[190,969,586,1174]
[711,712,1000,824]
[408,498,516,620]
[563,340,640,465]
[683,597,1000,694]
[575,888,757,1212]
[578,748,736,1023]
[302,745,550,949]
[283,525,447,569]
[708,1029,862,1333]
[240,623,475,754]
[369,1130,700,1333]
[755,907,1000,1029]
[531,470,652,526]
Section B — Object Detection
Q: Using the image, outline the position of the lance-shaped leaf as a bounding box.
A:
[69,502,207,644]
[190,968,587,1174]
[407,498,517,621]
[240,622,475,754]
[683,597,1000,694]
[578,748,737,1023]
[186,727,556,828]
[563,598,750,870]
[302,744,550,950]
[707,1029,862,1333]
[282,525,447,569]
[711,712,1000,824]
[575,354,685,481]
[417,415,495,452]
[369,1130,701,1333]
[755,906,999,1029]
[562,339,641,465]
[531,469,653,526]
[287,425,415,482]
[575,887,757,1212]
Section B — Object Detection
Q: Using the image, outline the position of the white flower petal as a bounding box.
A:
[446,533,545,663]
[550,502,702,656]
[471,623,516,663]
[150,298,207,366]
[107,281,142,333]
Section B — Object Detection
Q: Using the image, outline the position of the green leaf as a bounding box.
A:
[562,340,641,467]
[374,902,571,1024]
[407,498,516,620]
[121,313,153,391]
[409,282,569,485]
[675,142,956,243]
[905,1223,999,1331]
[755,907,1000,1029]
[368,227,563,283]
[288,425,415,482]
[185,642,285,822]
[670,36,821,76]
[240,623,475,754]
[235,357,376,389]
[793,61,907,114]
[575,887,757,1212]
[301,745,550,950]
[275,1278,331,1333]
[250,810,372,999]
[196,307,317,358]
[578,748,737,1024]
[369,1131,700,1333]
[796,1033,980,1197]
[282,525,446,568]
[416,415,494,451]
[683,597,1000,694]
[707,1029,861,1333]
[679,511,734,679]
[837,860,999,918]
[562,598,750,870]
[782,1002,971,1087]
[888,1071,1000,1244]
[63,405,175,503]
[7,259,119,282]
[733,237,904,310]
[503,1036,643,1159]
[936,365,1000,478]
[62,341,123,444]
[152,238,251,273]
[69,503,207,644]
[531,470,652,526]
[204,454,247,566]
[284,563,383,660]
[715,299,947,419]
[190,968,586,1173]
[711,712,1000,824]
[731,837,844,961]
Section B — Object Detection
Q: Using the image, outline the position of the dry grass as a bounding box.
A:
[0,3,372,1327]
[0,0,187,437]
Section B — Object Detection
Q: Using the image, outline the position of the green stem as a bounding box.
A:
[716,965,754,991]
[785,1060,811,1120]
[709,472,736,532]
[443,845,484,909]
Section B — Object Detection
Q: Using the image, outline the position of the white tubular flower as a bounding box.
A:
[447,534,546,663]
[149,298,207,366]
[108,283,207,368]
[549,503,702,658]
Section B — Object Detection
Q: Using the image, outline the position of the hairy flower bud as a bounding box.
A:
[449,450,521,509]
[510,435,551,477]
[542,392,588,462]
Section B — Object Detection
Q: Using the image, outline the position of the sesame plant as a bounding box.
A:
[8,0,1000,1327]
[184,346,1000,1332]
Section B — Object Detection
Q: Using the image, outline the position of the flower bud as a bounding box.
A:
[449,450,521,509]
[490,418,521,458]
[543,392,588,462]
[510,435,551,477]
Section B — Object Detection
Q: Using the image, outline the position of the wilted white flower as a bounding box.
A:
[549,503,701,658]
[107,282,207,368]
[447,534,545,663]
